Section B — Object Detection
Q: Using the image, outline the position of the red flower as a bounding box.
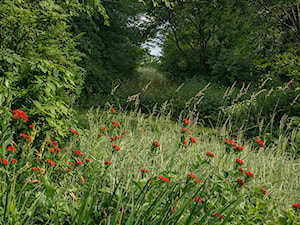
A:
[184,140,188,146]
[234,146,244,151]
[86,158,90,162]
[7,145,17,153]
[98,133,103,136]
[190,136,196,143]
[11,159,17,163]
[52,141,58,146]
[292,203,300,209]
[70,162,75,166]
[19,133,31,142]
[245,171,255,179]
[112,144,121,151]
[196,179,202,183]
[104,160,112,165]
[255,139,265,148]
[236,158,244,166]
[46,159,55,166]
[153,141,160,147]
[115,135,120,139]
[110,108,116,113]
[192,197,202,203]
[187,173,197,179]
[13,109,28,122]
[110,137,115,141]
[237,167,245,174]
[112,121,119,127]
[67,167,72,172]
[49,148,56,153]
[122,130,126,134]
[140,168,149,173]
[260,187,269,195]
[183,119,190,125]
[102,126,107,131]
[206,151,215,158]
[0,158,9,165]
[237,179,246,187]
[69,128,78,135]
[29,125,35,129]
[73,150,82,155]
[159,176,169,182]
[82,176,86,182]
[75,158,84,165]
[31,167,39,171]
[224,139,237,147]
[181,128,191,135]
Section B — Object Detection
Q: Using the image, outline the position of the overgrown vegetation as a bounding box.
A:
[1,0,300,224]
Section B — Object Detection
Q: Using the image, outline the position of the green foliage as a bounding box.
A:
[224,80,300,156]
[71,0,147,104]
[0,0,85,141]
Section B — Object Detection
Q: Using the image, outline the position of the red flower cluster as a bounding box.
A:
[112,144,121,151]
[75,158,84,165]
[13,109,28,122]
[102,126,107,131]
[104,160,112,165]
[19,133,31,142]
[153,141,160,147]
[189,136,196,143]
[236,158,244,166]
[122,130,126,134]
[159,176,169,182]
[112,121,119,127]
[31,167,40,171]
[183,119,190,125]
[237,179,246,187]
[98,133,103,136]
[49,147,60,153]
[110,108,116,113]
[69,128,78,135]
[183,140,188,146]
[115,135,120,139]
[234,146,244,151]
[255,139,265,148]
[86,158,90,162]
[191,196,202,203]
[206,151,215,158]
[73,150,82,155]
[46,159,55,166]
[224,138,237,147]
[0,158,9,165]
[245,171,255,179]
[29,125,35,129]
[224,138,244,151]
[52,141,58,146]
[11,159,17,163]
[181,128,191,135]
[140,168,149,173]
[7,145,17,153]
[260,187,269,195]
[292,203,300,209]
[187,173,197,179]
[238,167,245,174]
[110,137,115,141]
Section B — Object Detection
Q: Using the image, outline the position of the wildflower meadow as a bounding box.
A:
[0,104,299,224]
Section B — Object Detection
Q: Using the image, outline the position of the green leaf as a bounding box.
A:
[45,185,56,197]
